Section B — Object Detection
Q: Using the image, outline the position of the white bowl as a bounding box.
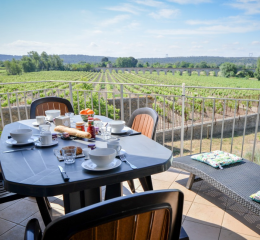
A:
[45,110,60,121]
[89,148,116,167]
[10,129,33,143]
[108,120,125,133]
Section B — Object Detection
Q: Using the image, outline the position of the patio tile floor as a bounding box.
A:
[1,167,260,240]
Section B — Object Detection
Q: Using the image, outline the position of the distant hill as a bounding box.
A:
[0,54,257,65]
[58,55,117,64]
[0,55,22,61]
[139,56,258,66]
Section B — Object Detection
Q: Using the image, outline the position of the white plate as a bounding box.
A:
[35,140,59,147]
[32,122,40,127]
[81,158,121,171]
[117,149,126,157]
[110,126,131,135]
[6,136,39,146]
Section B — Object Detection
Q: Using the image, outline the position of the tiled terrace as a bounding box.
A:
[1,167,260,240]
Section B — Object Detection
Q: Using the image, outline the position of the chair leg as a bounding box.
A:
[139,175,153,191]
[127,180,136,193]
[44,197,52,210]
[186,173,195,190]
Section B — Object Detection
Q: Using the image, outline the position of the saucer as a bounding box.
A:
[6,136,39,146]
[35,140,59,147]
[81,159,121,171]
[111,127,131,135]
[32,121,51,127]
[117,149,126,157]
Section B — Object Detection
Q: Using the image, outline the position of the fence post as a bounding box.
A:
[69,82,73,107]
[252,96,260,161]
[120,84,124,120]
[181,83,185,156]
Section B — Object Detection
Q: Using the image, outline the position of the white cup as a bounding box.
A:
[107,140,122,155]
[39,132,52,145]
[36,116,45,125]
[82,148,90,159]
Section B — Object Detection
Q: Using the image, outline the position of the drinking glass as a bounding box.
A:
[62,146,76,164]
[101,127,111,140]
[65,112,75,126]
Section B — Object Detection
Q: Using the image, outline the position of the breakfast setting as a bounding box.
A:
[4,107,141,178]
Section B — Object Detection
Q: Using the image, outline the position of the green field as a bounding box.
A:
[0,70,259,119]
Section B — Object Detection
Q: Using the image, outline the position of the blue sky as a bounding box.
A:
[0,0,260,58]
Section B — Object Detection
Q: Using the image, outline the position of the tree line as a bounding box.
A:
[1,52,259,80]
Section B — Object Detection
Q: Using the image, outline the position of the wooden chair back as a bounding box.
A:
[41,190,184,240]
[30,97,74,119]
[127,107,158,140]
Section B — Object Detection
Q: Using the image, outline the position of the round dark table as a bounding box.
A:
[0,115,173,225]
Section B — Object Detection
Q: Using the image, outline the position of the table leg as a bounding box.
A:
[139,176,153,191]
[105,183,123,200]
[36,197,52,226]
[63,187,101,214]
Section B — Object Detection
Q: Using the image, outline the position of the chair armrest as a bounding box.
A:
[24,218,42,240]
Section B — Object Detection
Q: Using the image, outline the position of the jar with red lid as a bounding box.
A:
[76,122,85,131]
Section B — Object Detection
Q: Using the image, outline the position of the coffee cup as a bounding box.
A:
[36,116,45,125]
[39,132,52,145]
[107,140,122,155]
[82,148,90,159]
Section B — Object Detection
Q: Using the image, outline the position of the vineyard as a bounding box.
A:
[0,70,259,132]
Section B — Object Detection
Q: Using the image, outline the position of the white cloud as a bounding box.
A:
[126,21,140,29]
[6,40,50,48]
[167,0,211,4]
[149,8,180,19]
[89,42,98,48]
[202,40,209,44]
[106,4,141,15]
[252,41,260,45]
[169,45,181,49]
[133,0,164,7]
[192,45,202,49]
[228,0,260,15]
[147,22,260,35]
[93,30,102,34]
[100,15,130,26]
[233,41,239,44]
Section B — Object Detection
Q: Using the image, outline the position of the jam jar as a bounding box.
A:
[76,122,85,131]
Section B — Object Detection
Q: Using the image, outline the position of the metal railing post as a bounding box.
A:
[69,82,73,107]
[252,97,260,161]
[120,84,124,120]
[181,83,185,156]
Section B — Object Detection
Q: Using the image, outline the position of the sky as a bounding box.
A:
[0,0,260,58]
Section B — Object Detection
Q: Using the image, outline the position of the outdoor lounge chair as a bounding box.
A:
[126,107,159,193]
[30,97,74,119]
[172,155,260,215]
[24,189,189,240]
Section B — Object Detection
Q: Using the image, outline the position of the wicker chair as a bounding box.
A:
[126,107,158,193]
[30,97,74,119]
[24,190,189,240]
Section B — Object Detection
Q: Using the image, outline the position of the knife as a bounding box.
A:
[129,132,141,136]
[58,165,70,181]
[121,132,141,137]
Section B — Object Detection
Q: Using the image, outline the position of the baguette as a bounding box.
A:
[54,125,91,139]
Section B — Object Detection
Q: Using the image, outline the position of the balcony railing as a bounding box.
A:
[0,80,259,162]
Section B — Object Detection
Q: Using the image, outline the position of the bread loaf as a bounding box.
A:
[60,146,83,155]
[54,125,91,139]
